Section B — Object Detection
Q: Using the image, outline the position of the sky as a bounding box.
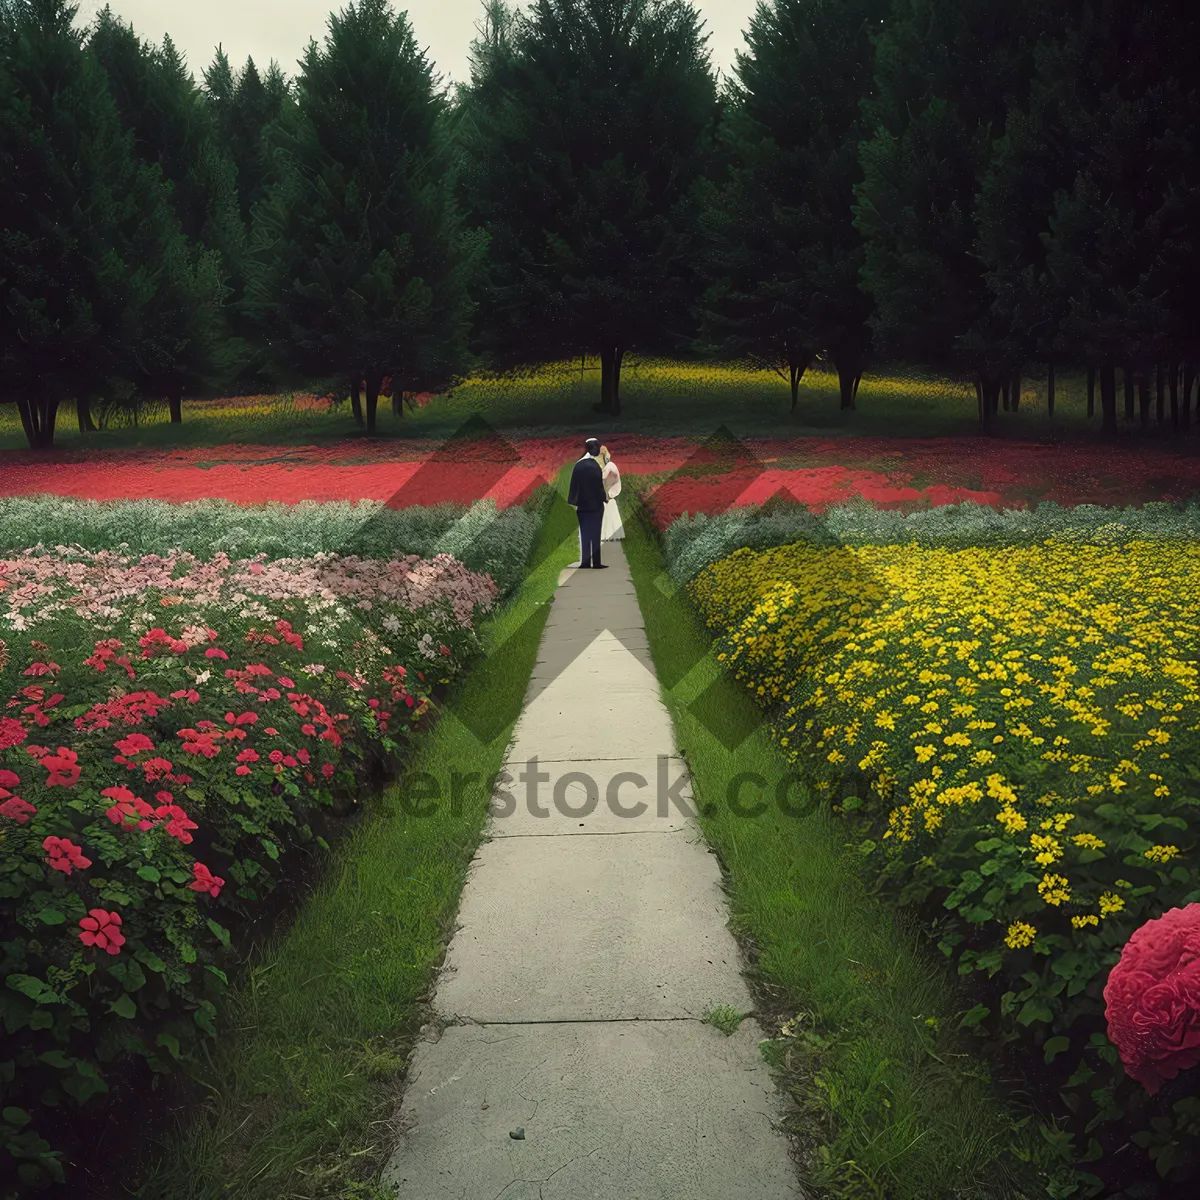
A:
[76,1,761,89]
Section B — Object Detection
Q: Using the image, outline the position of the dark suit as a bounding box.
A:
[568,455,607,567]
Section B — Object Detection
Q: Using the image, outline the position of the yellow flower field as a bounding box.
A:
[690,538,1200,1052]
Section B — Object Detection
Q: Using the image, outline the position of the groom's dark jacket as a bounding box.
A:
[567,456,606,512]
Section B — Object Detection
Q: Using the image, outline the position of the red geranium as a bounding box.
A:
[0,795,36,823]
[115,733,154,756]
[187,862,224,898]
[103,785,156,829]
[42,747,81,788]
[78,909,125,955]
[155,804,197,844]
[0,769,20,788]
[0,717,27,750]
[1104,903,1200,1095]
[43,835,92,875]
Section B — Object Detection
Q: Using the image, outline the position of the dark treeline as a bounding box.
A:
[2,0,1198,446]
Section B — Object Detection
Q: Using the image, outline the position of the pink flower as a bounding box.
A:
[205,647,229,660]
[1105,903,1200,1094]
[321,763,334,779]
[78,909,125,955]
[103,786,155,830]
[43,835,92,875]
[23,661,59,676]
[236,749,259,764]
[0,795,36,823]
[0,769,20,788]
[187,862,224,898]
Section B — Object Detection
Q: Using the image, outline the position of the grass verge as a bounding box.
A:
[621,495,1052,1200]
[130,473,580,1200]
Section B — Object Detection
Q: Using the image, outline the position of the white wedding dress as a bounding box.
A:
[601,461,624,541]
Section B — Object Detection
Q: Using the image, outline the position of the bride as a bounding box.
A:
[599,445,624,541]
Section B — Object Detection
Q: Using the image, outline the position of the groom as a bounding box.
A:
[567,438,609,569]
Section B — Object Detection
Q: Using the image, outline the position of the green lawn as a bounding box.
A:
[131,473,580,1200]
[620,490,1065,1200]
[0,359,1104,453]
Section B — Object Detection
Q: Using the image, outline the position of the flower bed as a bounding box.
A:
[687,535,1200,1186]
[0,542,500,1188]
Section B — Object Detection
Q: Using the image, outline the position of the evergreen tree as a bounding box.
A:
[457,0,720,415]
[854,0,1047,424]
[978,0,1200,436]
[244,0,483,433]
[88,8,236,419]
[0,0,187,447]
[699,0,885,411]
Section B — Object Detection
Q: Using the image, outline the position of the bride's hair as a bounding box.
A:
[599,444,611,465]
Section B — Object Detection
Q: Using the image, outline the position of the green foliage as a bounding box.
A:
[244,0,483,429]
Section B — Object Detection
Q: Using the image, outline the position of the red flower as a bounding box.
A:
[43,835,92,875]
[115,733,154,756]
[154,804,197,844]
[0,769,20,788]
[1104,903,1200,1095]
[301,723,316,736]
[268,750,284,764]
[141,756,174,781]
[78,909,125,955]
[103,785,156,829]
[42,747,81,788]
[277,677,295,688]
[23,661,59,676]
[321,762,334,778]
[235,765,251,776]
[205,647,229,660]
[0,795,36,823]
[0,717,27,750]
[187,862,224,898]
[236,748,260,764]
[439,643,451,656]
[297,749,310,765]
[170,688,201,703]
[264,727,278,736]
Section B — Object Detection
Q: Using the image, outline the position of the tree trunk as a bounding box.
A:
[1184,364,1196,431]
[1138,370,1150,427]
[852,371,863,403]
[1011,369,1021,413]
[350,380,364,428]
[19,391,60,449]
[977,373,1001,429]
[1087,365,1096,418]
[168,385,183,425]
[364,375,381,435]
[76,394,97,432]
[834,352,861,411]
[1123,366,1135,422]
[597,347,616,413]
[612,347,623,417]
[1046,363,1055,417]
[1000,379,1010,412]
[1156,364,1165,425]
[1100,364,1118,436]
[1169,361,1180,430]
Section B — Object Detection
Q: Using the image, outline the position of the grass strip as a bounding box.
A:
[133,473,580,1200]
[621,499,1050,1200]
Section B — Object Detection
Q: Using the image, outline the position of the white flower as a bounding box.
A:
[382,614,401,634]
[194,670,211,685]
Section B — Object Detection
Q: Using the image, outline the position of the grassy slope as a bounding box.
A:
[133,475,579,1200]
[0,360,1105,452]
[621,500,1048,1200]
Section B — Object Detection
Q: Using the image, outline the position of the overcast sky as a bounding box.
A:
[76,1,760,88]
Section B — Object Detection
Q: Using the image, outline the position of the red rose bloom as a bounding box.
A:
[1104,903,1200,1095]
[78,909,125,955]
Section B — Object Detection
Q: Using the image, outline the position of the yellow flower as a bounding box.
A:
[914,744,936,763]
[996,808,1027,834]
[1038,874,1071,906]
[1098,891,1125,917]
[1143,845,1180,864]
[1005,922,1037,949]
[1071,914,1100,929]
[1029,834,1062,866]
[1071,832,1106,851]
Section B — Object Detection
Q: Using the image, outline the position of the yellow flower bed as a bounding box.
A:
[690,539,1200,1056]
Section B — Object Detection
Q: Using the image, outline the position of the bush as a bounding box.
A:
[688,536,1200,1191]
[0,545,499,1189]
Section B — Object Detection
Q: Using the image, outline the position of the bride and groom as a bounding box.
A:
[567,438,624,569]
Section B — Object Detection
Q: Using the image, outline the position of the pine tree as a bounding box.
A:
[457,0,720,415]
[855,0,1047,424]
[699,0,885,411]
[244,0,483,433]
[88,7,236,419]
[0,0,187,447]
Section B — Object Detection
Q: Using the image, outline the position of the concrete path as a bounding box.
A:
[384,543,801,1199]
